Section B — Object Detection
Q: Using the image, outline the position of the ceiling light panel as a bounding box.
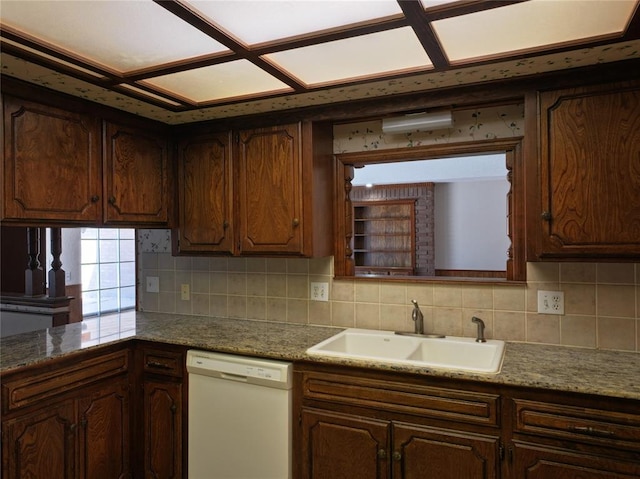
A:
[432,0,638,63]
[0,0,229,72]
[184,0,403,45]
[140,60,292,103]
[264,27,433,86]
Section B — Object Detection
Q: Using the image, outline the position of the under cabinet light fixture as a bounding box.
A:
[382,111,453,134]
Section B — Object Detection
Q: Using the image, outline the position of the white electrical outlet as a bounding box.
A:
[181,284,190,301]
[310,282,329,302]
[537,290,564,315]
[146,276,159,293]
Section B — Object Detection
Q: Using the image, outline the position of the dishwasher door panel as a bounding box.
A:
[188,363,292,479]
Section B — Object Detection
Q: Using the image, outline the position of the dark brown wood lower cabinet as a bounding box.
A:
[512,441,640,479]
[1,378,131,479]
[138,343,186,479]
[2,401,76,479]
[78,379,131,479]
[300,408,499,479]
[0,347,132,479]
[301,409,390,479]
[143,379,183,479]
[393,423,499,479]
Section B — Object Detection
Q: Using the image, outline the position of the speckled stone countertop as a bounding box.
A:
[2,311,639,401]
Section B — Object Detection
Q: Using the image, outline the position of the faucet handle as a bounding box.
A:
[471,316,487,343]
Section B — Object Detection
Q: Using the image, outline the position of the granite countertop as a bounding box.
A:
[1,311,639,401]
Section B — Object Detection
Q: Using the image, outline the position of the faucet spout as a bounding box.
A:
[471,317,487,343]
[411,299,424,335]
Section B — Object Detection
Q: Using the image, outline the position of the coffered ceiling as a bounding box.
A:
[1,0,639,124]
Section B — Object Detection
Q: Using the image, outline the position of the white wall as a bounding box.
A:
[434,179,510,271]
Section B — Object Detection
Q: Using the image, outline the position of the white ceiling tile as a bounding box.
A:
[184,0,403,45]
[264,27,432,86]
[433,0,637,63]
[0,0,229,72]
[140,60,292,103]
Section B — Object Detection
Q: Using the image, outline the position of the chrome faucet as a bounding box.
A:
[471,317,487,343]
[411,299,424,335]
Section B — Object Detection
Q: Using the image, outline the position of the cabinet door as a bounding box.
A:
[300,408,390,479]
[393,423,500,479]
[2,96,101,222]
[143,379,183,479]
[176,132,234,254]
[103,121,169,225]
[237,123,302,254]
[512,441,640,478]
[536,82,640,258]
[1,401,76,479]
[77,379,131,479]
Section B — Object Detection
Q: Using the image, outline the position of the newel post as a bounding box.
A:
[24,227,45,296]
[48,227,66,298]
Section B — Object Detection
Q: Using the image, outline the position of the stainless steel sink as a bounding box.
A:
[306,328,505,373]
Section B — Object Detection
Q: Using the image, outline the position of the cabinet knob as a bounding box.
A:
[223,220,229,229]
[541,211,552,221]
[91,195,99,203]
[292,218,300,227]
[392,451,402,462]
[108,196,116,205]
[377,449,387,460]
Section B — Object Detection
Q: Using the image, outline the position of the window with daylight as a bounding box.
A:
[81,228,136,316]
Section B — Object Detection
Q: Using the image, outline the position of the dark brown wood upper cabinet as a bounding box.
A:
[174,121,333,257]
[237,123,304,255]
[532,80,640,259]
[103,121,170,226]
[2,94,171,227]
[2,95,102,223]
[175,131,235,254]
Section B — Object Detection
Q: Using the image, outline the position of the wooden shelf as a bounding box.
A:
[353,200,415,275]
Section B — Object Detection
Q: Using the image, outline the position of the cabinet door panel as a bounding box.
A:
[237,124,302,254]
[513,441,640,478]
[176,132,234,253]
[78,379,130,479]
[538,82,640,257]
[104,122,169,225]
[301,409,389,479]
[393,423,499,479]
[1,401,75,479]
[143,380,182,479]
[2,96,101,222]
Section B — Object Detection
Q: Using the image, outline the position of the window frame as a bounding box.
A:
[333,137,526,282]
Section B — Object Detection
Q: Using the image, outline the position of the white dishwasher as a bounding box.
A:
[186,350,293,479]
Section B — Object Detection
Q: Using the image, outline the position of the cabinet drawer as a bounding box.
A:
[3,349,129,412]
[514,399,640,450]
[302,371,499,426]
[142,347,184,378]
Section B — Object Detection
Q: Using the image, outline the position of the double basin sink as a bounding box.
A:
[307,328,505,373]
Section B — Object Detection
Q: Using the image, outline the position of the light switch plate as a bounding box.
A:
[181,283,190,301]
[146,276,159,293]
[537,290,564,315]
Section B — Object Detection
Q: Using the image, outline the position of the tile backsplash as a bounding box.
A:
[138,234,639,352]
